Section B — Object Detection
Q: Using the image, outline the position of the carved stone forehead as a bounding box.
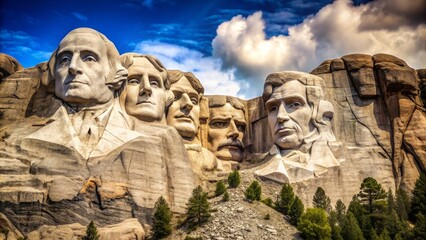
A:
[60,28,103,44]
[263,71,325,105]
[208,95,245,112]
[265,71,325,88]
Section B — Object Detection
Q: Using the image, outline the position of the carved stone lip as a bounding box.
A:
[275,128,295,135]
[136,100,154,105]
[218,141,244,151]
[67,80,88,85]
[175,114,193,122]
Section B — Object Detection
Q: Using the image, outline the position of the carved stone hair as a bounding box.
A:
[47,28,127,91]
[120,53,170,90]
[168,70,204,96]
[207,95,245,113]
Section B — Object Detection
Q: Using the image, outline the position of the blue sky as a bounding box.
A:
[1,0,425,98]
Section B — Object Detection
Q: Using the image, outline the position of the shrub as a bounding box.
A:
[82,221,100,240]
[298,208,331,240]
[245,180,261,202]
[227,170,240,188]
[222,190,229,202]
[215,180,226,196]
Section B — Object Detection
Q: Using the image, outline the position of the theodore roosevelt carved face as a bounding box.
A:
[207,96,246,162]
[167,70,203,140]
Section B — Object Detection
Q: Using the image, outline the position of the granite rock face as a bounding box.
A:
[0,47,425,239]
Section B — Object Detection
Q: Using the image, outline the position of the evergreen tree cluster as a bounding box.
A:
[295,174,426,240]
[274,183,305,226]
[146,171,426,239]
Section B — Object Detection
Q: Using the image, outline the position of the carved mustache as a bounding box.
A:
[218,139,244,151]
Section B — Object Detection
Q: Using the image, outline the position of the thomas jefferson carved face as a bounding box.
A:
[125,57,167,122]
[54,30,113,106]
[265,80,316,150]
[207,103,246,162]
[167,76,201,138]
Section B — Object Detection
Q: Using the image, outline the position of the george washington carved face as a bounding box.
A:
[54,29,113,106]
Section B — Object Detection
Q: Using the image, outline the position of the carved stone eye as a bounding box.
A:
[237,124,246,132]
[269,105,278,112]
[174,92,182,101]
[128,78,140,84]
[83,55,97,62]
[289,102,302,109]
[211,121,228,128]
[59,55,71,64]
[190,97,198,105]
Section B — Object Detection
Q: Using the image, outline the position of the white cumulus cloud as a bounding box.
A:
[212,0,426,98]
[132,41,243,98]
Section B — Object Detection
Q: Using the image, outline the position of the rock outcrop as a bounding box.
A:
[0,48,425,239]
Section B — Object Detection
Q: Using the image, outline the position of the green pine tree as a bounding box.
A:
[358,177,387,214]
[222,190,229,202]
[378,228,391,240]
[215,180,226,197]
[245,180,261,202]
[410,213,426,240]
[410,173,426,222]
[82,221,100,240]
[348,195,365,226]
[288,196,304,225]
[227,170,240,188]
[313,187,332,213]
[386,189,395,213]
[395,188,410,221]
[341,212,364,240]
[152,196,173,240]
[275,183,295,215]
[384,189,405,239]
[335,199,346,224]
[329,210,344,240]
[186,186,211,228]
[298,208,331,240]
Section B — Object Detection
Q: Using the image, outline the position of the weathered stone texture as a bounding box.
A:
[26,219,145,240]
[0,53,23,80]
[0,49,425,238]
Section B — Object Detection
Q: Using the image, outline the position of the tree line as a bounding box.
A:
[80,172,426,240]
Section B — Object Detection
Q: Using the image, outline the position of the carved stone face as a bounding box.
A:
[125,57,167,122]
[167,76,200,138]
[207,103,246,162]
[265,80,316,150]
[54,31,113,106]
